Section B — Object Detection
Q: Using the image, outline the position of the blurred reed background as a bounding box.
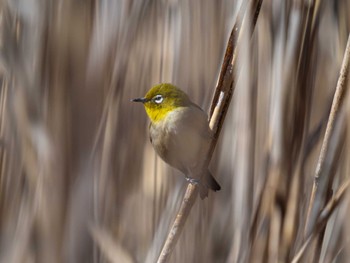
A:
[0,0,349,262]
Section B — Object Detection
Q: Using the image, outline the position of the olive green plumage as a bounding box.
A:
[132,83,221,199]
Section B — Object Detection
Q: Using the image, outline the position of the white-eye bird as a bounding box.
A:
[132,83,221,199]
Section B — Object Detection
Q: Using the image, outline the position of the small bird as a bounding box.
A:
[132,83,221,199]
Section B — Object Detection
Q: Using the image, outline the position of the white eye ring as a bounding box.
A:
[153,95,164,104]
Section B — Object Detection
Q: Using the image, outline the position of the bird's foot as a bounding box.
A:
[185,176,200,185]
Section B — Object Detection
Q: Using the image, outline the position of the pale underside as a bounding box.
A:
[149,105,211,179]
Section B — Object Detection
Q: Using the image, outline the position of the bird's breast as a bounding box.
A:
[149,106,211,175]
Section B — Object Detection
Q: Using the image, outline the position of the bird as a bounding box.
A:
[132,83,221,199]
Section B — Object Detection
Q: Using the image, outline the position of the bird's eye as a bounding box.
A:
[153,95,164,104]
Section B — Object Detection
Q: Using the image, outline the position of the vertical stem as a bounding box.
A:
[305,34,350,235]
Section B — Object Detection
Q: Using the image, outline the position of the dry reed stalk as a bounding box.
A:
[248,3,349,262]
[292,180,350,263]
[156,0,263,262]
[0,77,7,226]
[305,33,350,236]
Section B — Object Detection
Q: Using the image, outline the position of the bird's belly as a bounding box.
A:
[149,119,208,175]
[149,127,185,172]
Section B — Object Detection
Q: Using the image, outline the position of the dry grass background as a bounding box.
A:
[0,0,349,263]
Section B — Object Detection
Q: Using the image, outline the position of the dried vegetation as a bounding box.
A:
[0,1,349,263]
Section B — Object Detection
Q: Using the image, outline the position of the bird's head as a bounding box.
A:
[132,83,191,123]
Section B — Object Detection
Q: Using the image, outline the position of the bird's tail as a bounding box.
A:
[199,170,221,199]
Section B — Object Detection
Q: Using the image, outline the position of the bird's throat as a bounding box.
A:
[145,105,175,123]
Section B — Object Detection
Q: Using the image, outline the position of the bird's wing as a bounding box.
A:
[165,106,211,175]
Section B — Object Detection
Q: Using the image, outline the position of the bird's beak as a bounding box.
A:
[131,97,149,103]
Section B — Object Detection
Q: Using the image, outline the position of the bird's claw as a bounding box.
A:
[185,176,200,185]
